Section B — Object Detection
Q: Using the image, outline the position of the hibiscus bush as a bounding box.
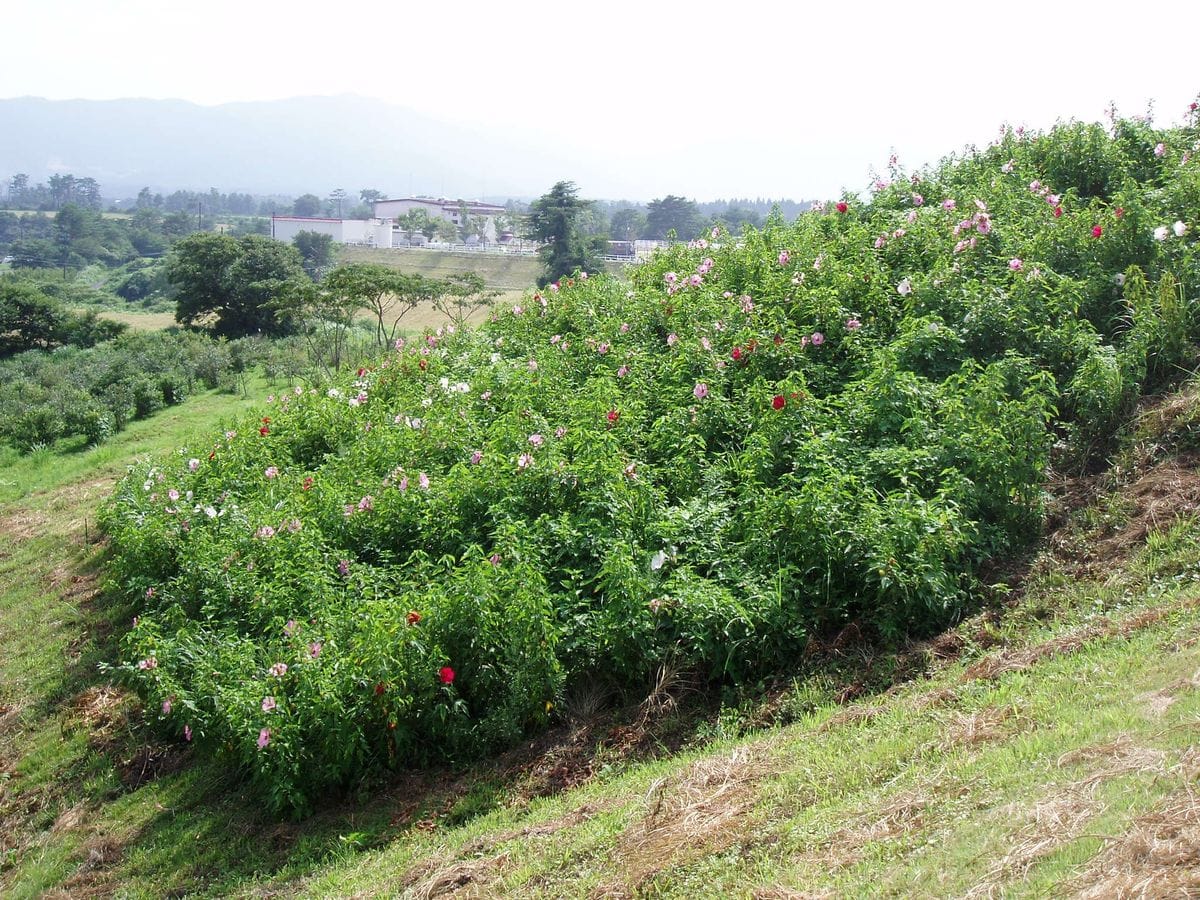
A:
[102,106,1200,814]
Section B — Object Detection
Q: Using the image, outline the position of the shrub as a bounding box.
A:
[103,110,1200,814]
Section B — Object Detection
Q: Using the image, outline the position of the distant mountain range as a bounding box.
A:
[0,95,594,202]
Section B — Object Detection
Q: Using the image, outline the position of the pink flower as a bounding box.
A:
[184,724,192,742]
[700,336,712,351]
[256,525,276,540]
[265,466,279,479]
[664,271,678,285]
[529,433,544,448]
[907,209,918,224]
[810,332,825,347]
[527,359,538,371]
[846,317,862,330]
[167,489,180,502]
[489,553,501,567]
[597,342,609,355]
[1009,258,1023,271]
[555,426,567,438]
[1054,206,1063,218]
[942,199,956,211]
[337,559,350,576]
[835,201,848,213]
[778,250,790,266]
[619,322,630,333]
[284,619,297,636]
[162,698,172,715]
[688,274,703,288]
[309,641,322,658]
[607,409,620,425]
[257,727,271,749]
[439,666,456,684]
[617,365,629,378]
[517,453,533,470]
[911,193,924,206]
[262,696,276,712]
[418,472,430,491]
[667,333,678,347]
[269,662,288,677]
[1155,142,1166,157]
[1092,225,1103,238]
[188,458,200,472]
[470,450,483,464]
[693,383,709,400]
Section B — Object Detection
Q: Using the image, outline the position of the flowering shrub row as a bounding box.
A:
[103,106,1200,813]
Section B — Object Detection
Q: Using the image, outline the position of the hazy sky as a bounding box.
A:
[5,0,1200,200]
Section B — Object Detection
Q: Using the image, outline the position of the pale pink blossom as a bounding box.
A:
[517,453,533,470]
[262,696,277,712]
[1009,258,1023,271]
[470,450,483,464]
[845,317,862,331]
[693,383,709,400]
[269,662,288,677]
[257,727,271,749]
[942,199,957,211]
[418,472,430,491]
[810,332,825,346]
[265,466,279,479]
[1155,142,1166,157]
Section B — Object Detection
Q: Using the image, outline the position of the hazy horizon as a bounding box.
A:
[3,0,1200,202]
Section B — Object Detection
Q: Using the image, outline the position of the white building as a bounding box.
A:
[373,197,507,243]
[270,216,393,248]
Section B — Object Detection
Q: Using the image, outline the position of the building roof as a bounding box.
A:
[374,198,506,215]
[271,215,345,223]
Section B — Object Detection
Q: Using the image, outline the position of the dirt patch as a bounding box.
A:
[965,783,1106,897]
[0,508,48,543]
[615,746,774,887]
[1069,789,1200,898]
[408,852,510,899]
[938,706,1022,748]
[1057,734,1170,785]
[962,595,1200,683]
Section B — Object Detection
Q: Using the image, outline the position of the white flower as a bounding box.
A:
[1174,220,1188,237]
[650,550,667,571]
[897,277,912,296]
[1154,226,1170,241]
[1114,273,1126,286]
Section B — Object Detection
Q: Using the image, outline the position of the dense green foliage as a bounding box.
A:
[103,113,1200,814]
[0,278,127,357]
[0,331,256,451]
[170,233,305,337]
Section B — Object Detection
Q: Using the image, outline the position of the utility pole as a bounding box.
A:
[197,201,203,232]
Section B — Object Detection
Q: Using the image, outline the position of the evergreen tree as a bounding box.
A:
[524,181,603,287]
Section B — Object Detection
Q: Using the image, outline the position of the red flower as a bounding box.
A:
[746,339,758,353]
[773,334,784,346]
[302,476,314,491]
[406,610,421,626]
[1053,205,1063,218]
[357,367,366,377]
[606,409,620,425]
[374,682,386,696]
[418,358,428,371]
[1092,225,1103,238]
[439,666,455,684]
[772,395,786,410]
[1114,206,1125,219]
[261,417,271,424]
[836,201,849,214]
[731,347,743,361]
[208,449,216,460]
[259,426,269,436]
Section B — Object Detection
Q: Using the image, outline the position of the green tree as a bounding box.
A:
[644,195,704,240]
[0,281,64,354]
[292,230,336,277]
[435,272,496,327]
[359,188,385,205]
[169,233,305,337]
[524,181,603,287]
[323,263,440,349]
[292,193,323,217]
[610,207,647,242]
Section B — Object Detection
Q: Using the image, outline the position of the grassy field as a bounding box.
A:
[338,246,630,291]
[3,377,1200,896]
